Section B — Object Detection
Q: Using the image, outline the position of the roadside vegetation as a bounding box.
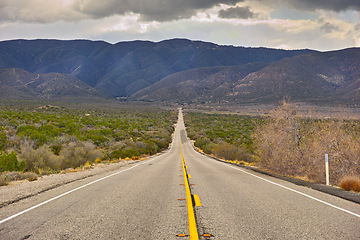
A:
[184,112,261,164]
[0,105,176,185]
[184,104,360,192]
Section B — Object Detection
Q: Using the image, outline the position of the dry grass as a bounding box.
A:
[339,176,360,192]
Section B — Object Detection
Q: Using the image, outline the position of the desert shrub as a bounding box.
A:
[108,141,126,151]
[110,149,124,159]
[339,176,360,192]
[202,142,215,154]
[152,137,169,151]
[135,141,147,149]
[19,141,61,171]
[0,173,7,186]
[17,125,52,146]
[0,151,26,172]
[2,171,37,181]
[50,143,62,155]
[22,172,38,181]
[186,129,200,140]
[253,102,360,184]
[3,171,23,181]
[110,148,140,159]
[253,103,307,176]
[194,137,211,149]
[59,141,103,169]
[184,111,259,162]
[0,131,7,151]
[213,142,253,162]
[304,119,360,183]
[0,107,176,170]
[79,131,109,146]
[194,137,216,154]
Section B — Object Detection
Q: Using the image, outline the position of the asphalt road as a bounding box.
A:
[0,109,359,239]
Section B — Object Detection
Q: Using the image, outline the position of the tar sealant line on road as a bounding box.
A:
[220,162,360,219]
[180,139,199,240]
[0,156,161,225]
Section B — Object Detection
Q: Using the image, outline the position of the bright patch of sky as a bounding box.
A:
[0,0,360,51]
[270,6,318,21]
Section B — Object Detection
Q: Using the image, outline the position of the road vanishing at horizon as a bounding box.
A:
[0,109,359,239]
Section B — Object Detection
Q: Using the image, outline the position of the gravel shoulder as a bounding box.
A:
[0,160,139,208]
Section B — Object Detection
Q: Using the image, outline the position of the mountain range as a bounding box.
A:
[0,38,359,105]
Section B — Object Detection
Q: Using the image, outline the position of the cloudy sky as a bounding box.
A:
[1,0,360,51]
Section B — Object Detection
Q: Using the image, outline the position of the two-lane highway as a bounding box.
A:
[0,109,359,239]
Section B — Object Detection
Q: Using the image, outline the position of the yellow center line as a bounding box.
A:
[180,139,199,240]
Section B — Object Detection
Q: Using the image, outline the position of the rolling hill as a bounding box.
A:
[0,68,102,99]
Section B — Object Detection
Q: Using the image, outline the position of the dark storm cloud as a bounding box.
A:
[2,0,360,24]
[73,0,241,22]
[218,6,256,19]
[0,0,242,23]
[262,0,360,12]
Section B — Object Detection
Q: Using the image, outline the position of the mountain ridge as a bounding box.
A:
[2,38,359,105]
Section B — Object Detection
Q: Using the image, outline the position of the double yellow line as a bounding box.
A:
[180,139,199,240]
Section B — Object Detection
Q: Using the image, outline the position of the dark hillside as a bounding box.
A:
[131,63,267,103]
[231,48,360,104]
[0,68,101,99]
[0,39,315,99]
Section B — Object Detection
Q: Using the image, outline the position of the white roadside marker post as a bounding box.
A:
[325,154,330,185]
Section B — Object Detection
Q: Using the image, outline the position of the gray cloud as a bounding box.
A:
[0,0,84,23]
[0,0,241,23]
[320,22,339,33]
[290,0,360,12]
[354,23,360,31]
[1,0,360,24]
[218,6,256,19]
[258,0,360,12]
[72,0,241,22]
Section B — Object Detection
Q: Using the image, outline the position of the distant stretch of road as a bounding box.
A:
[0,109,359,239]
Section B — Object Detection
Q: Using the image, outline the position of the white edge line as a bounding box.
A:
[0,156,161,225]
[212,157,360,219]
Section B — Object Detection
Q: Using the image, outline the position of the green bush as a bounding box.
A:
[184,112,259,162]
[213,142,253,162]
[0,131,7,151]
[110,148,140,159]
[0,151,27,172]
[194,137,211,149]
[0,107,177,171]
